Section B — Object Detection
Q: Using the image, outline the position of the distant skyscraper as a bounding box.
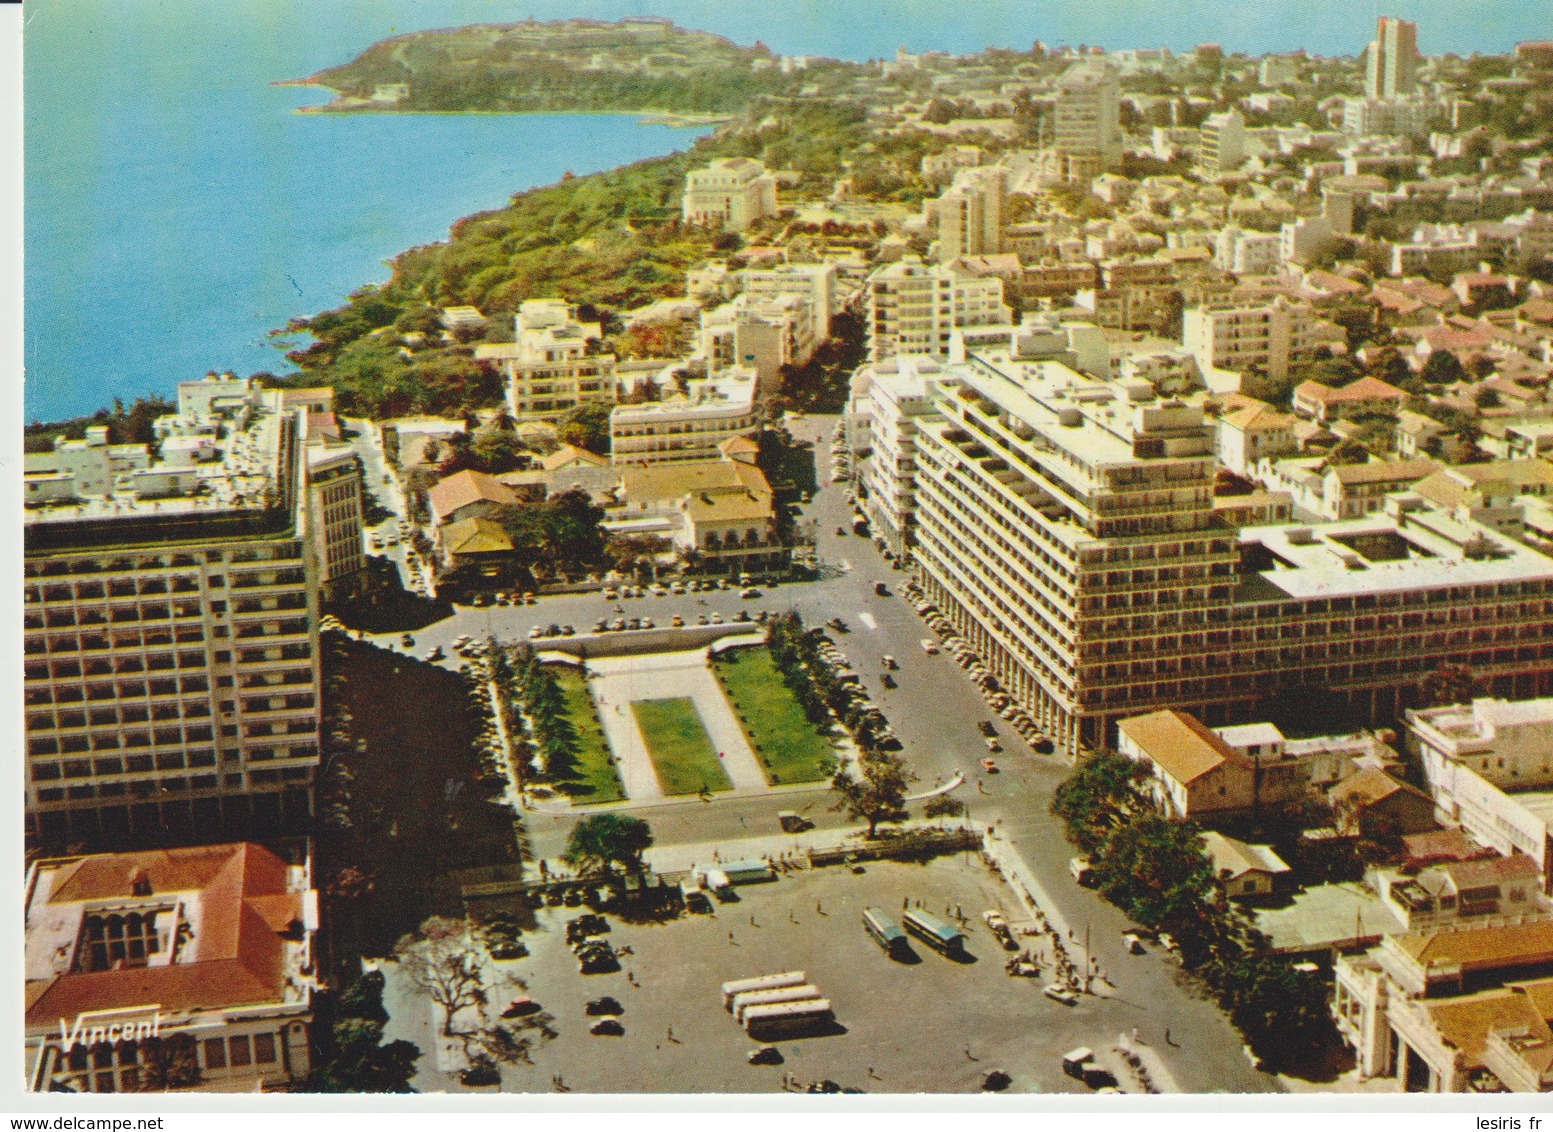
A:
[1365,16,1419,100]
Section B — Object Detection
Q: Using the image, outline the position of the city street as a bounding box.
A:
[346,412,1283,1092]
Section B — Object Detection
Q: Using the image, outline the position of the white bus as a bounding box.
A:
[720,971,807,1010]
[742,998,833,1038]
[732,985,822,1024]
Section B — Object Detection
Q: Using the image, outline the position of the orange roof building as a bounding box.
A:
[24,842,317,1094]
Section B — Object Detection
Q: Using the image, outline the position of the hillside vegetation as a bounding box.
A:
[306,18,798,114]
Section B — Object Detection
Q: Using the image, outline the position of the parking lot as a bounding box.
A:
[422,857,1131,1094]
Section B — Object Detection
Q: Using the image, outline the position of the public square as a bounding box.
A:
[383,856,1146,1094]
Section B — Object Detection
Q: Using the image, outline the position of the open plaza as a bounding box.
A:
[383,854,1158,1094]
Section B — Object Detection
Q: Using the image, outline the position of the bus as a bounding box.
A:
[720,971,807,1010]
[902,909,966,954]
[743,998,833,1038]
[862,908,910,957]
[731,985,822,1024]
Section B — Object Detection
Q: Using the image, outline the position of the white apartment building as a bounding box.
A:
[1199,109,1246,174]
[25,841,317,1093]
[855,356,942,557]
[478,300,617,420]
[860,350,1553,757]
[1365,16,1419,101]
[865,257,1010,363]
[24,380,325,849]
[698,291,818,389]
[305,445,365,599]
[1052,60,1122,173]
[681,157,779,232]
[1213,226,1284,276]
[610,368,761,467]
[934,166,1006,263]
[737,263,837,341]
[1182,295,1328,384]
[1342,97,1443,138]
[1259,55,1298,87]
[25,428,154,505]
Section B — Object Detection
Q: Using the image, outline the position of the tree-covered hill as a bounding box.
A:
[304,17,803,114]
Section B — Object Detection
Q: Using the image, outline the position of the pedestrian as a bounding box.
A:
[816,900,826,916]
[749,914,758,927]
[964,1047,978,1062]
[667,1025,674,1042]
[728,930,736,944]
[1165,1027,1173,1046]
[627,970,635,985]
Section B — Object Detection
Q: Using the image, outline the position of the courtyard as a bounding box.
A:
[392,856,1148,1094]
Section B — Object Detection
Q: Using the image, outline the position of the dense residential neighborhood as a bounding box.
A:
[20,11,1553,1098]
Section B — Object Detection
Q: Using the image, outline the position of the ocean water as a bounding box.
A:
[24,0,1547,420]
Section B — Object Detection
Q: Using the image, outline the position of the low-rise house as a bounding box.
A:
[426,469,518,528]
[1321,458,1440,520]
[1410,461,1553,538]
[1292,375,1409,423]
[25,842,317,1093]
[1201,831,1291,899]
[438,518,517,588]
[1215,402,1297,476]
[615,460,785,575]
[1329,767,1439,838]
[1376,853,1547,932]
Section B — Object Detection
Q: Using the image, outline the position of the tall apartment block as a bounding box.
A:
[934,167,1006,264]
[858,348,1553,757]
[681,157,779,232]
[1182,295,1329,385]
[865,257,1010,363]
[478,299,618,420]
[23,376,326,849]
[1365,16,1419,100]
[1052,60,1123,174]
[1198,109,1246,174]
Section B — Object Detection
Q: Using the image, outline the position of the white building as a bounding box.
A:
[1199,109,1246,174]
[738,263,838,341]
[24,383,326,848]
[1214,226,1284,276]
[478,300,617,421]
[1182,295,1330,384]
[681,157,780,232]
[610,368,761,467]
[1053,60,1122,174]
[933,166,1006,263]
[864,257,1010,363]
[698,291,818,389]
[1365,16,1419,101]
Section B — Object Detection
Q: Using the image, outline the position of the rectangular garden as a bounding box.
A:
[550,665,624,804]
[630,697,732,796]
[713,645,838,786]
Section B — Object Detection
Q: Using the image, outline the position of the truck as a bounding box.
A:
[1069,856,1095,886]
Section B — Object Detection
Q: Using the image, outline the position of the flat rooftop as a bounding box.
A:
[1254,883,1405,955]
[25,406,284,530]
[1237,514,1553,601]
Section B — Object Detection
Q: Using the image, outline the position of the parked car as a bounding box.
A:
[747,1046,784,1066]
[981,758,999,773]
[740,587,762,599]
[919,638,940,655]
[459,1059,501,1087]
[671,614,685,627]
[589,1019,625,1037]
[1043,984,1078,1006]
[585,996,623,1016]
[501,997,542,1018]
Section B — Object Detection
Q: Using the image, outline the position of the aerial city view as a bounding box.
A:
[19,0,1553,1101]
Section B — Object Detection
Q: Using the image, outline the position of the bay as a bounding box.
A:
[23,0,1543,420]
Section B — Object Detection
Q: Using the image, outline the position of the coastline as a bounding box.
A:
[291,94,732,127]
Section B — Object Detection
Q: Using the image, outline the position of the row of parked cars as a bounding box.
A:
[810,634,900,749]
[902,580,1054,754]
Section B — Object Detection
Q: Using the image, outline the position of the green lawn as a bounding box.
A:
[550,666,624,804]
[714,646,838,785]
[631,698,732,796]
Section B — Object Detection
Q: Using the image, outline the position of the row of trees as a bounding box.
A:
[1052,753,1335,1059]
[766,613,896,751]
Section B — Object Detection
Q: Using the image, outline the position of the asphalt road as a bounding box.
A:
[345,412,1283,1093]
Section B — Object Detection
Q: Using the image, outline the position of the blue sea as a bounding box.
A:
[24,0,1549,420]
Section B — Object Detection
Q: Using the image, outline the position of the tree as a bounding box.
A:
[132,1034,201,1091]
[393,916,497,1036]
[606,533,671,575]
[923,794,966,819]
[469,426,527,473]
[831,750,912,838]
[1051,749,1147,853]
[1093,815,1214,930]
[1420,348,1467,387]
[1420,662,1482,708]
[563,813,654,875]
[556,401,612,455]
[310,971,421,1092]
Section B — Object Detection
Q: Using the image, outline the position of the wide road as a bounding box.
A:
[347,412,1281,1093]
